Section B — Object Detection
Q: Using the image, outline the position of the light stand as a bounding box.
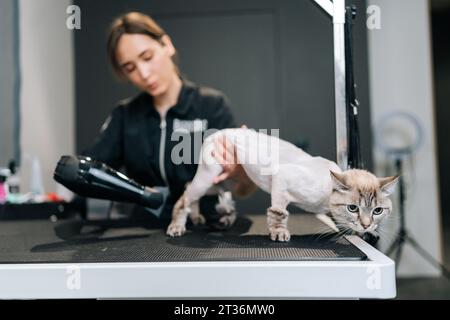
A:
[386,151,450,279]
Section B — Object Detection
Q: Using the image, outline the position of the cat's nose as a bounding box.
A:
[362,223,370,229]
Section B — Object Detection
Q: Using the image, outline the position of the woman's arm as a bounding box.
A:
[81,105,124,170]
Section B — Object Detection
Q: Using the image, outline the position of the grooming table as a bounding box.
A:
[0,213,395,299]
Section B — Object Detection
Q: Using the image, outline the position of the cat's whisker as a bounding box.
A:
[370,229,394,244]
[311,225,337,241]
[383,213,401,224]
[330,225,354,241]
[373,226,397,243]
[314,230,336,241]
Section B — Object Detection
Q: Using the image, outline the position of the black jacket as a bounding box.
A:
[83,79,236,221]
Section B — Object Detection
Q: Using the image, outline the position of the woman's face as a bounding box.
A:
[115,33,177,97]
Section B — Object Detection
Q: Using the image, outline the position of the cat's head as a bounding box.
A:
[328,169,399,236]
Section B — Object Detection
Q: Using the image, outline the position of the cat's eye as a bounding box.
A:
[347,205,359,213]
[372,207,384,215]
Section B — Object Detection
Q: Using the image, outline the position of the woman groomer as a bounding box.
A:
[83,12,250,226]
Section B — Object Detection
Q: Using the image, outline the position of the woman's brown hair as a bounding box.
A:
[107,12,179,79]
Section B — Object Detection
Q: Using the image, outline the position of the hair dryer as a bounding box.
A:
[53,155,164,209]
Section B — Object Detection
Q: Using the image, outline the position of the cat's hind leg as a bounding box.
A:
[213,188,237,230]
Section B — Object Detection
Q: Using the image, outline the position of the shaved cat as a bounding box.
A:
[167,128,398,242]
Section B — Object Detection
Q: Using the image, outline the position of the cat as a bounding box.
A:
[166,128,398,242]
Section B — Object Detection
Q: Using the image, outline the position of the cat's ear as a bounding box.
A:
[378,175,399,196]
[330,171,350,192]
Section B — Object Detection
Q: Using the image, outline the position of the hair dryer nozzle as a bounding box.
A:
[54,155,164,209]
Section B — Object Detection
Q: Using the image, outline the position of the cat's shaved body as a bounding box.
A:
[167,128,398,242]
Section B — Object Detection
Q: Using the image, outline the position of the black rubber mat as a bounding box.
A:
[0,214,367,263]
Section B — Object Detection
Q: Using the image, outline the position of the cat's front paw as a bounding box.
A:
[269,227,291,242]
[166,223,186,237]
[362,232,380,246]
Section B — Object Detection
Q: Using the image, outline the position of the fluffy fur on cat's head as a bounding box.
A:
[328,169,399,237]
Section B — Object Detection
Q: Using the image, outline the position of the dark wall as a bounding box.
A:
[74,0,372,213]
[431,7,450,224]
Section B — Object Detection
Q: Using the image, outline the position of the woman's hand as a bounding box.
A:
[211,125,257,198]
[211,125,246,184]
